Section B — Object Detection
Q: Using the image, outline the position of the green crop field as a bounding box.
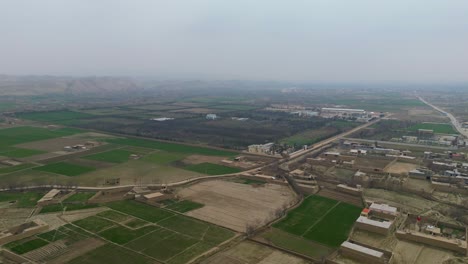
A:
[0,126,82,158]
[142,151,186,164]
[303,202,362,247]
[165,200,204,213]
[125,218,149,229]
[0,147,45,158]
[74,216,116,233]
[33,162,96,176]
[97,210,132,223]
[107,138,236,156]
[273,195,338,235]
[273,195,361,248]
[5,238,49,254]
[40,203,99,214]
[99,225,158,245]
[107,200,174,223]
[68,244,155,264]
[63,192,96,203]
[18,110,94,122]
[84,149,133,163]
[260,228,333,259]
[0,191,44,207]
[184,162,241,175]
[408,123,458,134]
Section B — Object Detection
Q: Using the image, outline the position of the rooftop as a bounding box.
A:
[357,216,392,229]
[369,203,398,214]
[341,241,384,258]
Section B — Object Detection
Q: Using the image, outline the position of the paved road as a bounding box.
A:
[418,96,468,138]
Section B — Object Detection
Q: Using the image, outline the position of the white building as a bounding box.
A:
[248,143,274,155]
[206,114,218,120]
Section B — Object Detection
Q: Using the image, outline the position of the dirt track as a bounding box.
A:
[178,180,296,232]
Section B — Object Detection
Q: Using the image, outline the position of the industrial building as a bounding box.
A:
[248,142,274,155]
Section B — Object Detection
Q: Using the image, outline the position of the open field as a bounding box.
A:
[107,200,175,223]
[4,237,49,254]
[0,126,82,158]
[384,161,419,174]
[202,240,311,264]
[408,122,457,134]
[33,162,96,176]
[164,200,204,213]
[184,162,241,175]
[0,163,36,174]
[74,159,204,186]
[108,138,237,156]
[142,151,186,164]
[40,203,100,214]
[84,149,132,163]
[273,195,361,248]
[258,228,333,259]
[0,191,44,207]
[18,111,95,124]
[63,192,96,203]
[177,180,296,232]
[15,137,92,152]
[68,243,157,264]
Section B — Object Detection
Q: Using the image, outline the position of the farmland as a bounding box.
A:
[61,200,237,263]
[177,180,296,232]
[271,195,361,248]
[164,200,204,213]
[184,162,241,175]
[0,191,44,207]
[407,122,457,134]
[84,149,132,163]
[33,162,96,176]
[0,126,82,158]
[107,138,237,156]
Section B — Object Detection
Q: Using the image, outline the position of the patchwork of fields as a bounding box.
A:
[7,200,236,264]
[0,124,247,187]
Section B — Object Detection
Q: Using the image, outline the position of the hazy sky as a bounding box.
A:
[0,0,467,82]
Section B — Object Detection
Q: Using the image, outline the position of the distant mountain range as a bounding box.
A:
[0,75,141,96]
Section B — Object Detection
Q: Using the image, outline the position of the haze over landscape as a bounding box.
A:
[2,2,468,264]
[1,0,468,82]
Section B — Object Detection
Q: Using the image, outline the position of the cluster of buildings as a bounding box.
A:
[391,131,463,147]
[247,142,275,155]
[320,108,380,122]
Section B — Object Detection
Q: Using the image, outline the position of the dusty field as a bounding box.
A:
[16,137,90,152]
[317,188,363,207]
[404,178,434,192]
[202,240,310,264]
[349,229,397,251]
[384,162,419,174]
[363,189,436,214]
[178,180,296,232]
[393,240,455,264]
[78,160,203,186]
[0,208,34,229]
[182,154,226,165]
[29,213,67,230]
[59,207,108,222]
[354,157,391,169]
